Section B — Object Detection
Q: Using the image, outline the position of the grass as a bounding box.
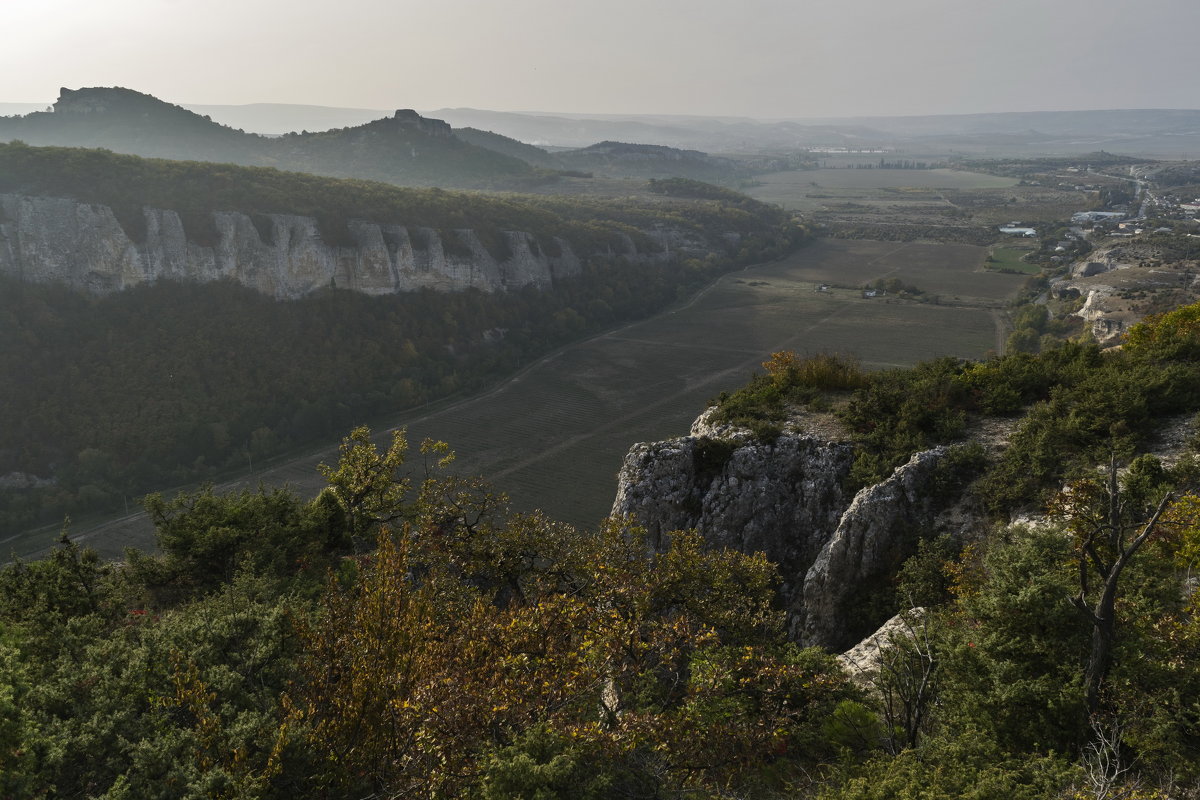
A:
[987,246,1041,275]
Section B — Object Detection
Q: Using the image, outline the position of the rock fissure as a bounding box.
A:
[612,408,951,650]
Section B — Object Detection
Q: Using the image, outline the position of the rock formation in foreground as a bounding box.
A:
[612,409,950,651]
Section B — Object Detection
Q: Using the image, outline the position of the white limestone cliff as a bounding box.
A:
[0,193,586,299]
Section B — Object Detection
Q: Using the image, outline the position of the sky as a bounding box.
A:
[2,0,1198,119]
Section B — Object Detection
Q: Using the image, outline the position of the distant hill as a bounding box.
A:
[0,87,539,189]
[428,107,1200,157]
[269,110,537,187]
[555,140,752,182]
[0,87,265,162]
[428,107,885,152]
[451,126,557,167]
[158,101,1200,157]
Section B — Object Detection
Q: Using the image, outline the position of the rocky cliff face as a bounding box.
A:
[800,447,946,648]
[0,193,591,299]
[611,410,949,651]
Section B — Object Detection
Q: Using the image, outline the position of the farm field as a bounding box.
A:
[14,240,1018,561]
[746,167,1018,209]
[784,239,1024,303]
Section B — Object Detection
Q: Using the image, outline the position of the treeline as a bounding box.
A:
[846,159,943,170]
[962,151,1148,178]
[825,222,997,245]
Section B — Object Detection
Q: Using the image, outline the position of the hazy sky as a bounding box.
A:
[3,0,1197,118]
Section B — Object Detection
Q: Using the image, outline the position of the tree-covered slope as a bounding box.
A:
[5,344,1200,797]
[0,142,786,254]
[452,126,558,167]
[555,140,753,182]
[0,144,805,535]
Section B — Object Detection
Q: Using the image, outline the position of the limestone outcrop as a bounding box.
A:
[0,193,590,299]
[800,447,946,649]
[612,413,949,651]
[837,607,927,687]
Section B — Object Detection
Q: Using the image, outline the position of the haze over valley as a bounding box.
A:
[7,1,1200,796]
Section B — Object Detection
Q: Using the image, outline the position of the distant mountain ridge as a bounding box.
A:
[0,87,539,189]
[8,89,1199,182]
[0,87,761,186]
[555,140,754,181]
[426,107,1200,157]
[113,101,1200,153]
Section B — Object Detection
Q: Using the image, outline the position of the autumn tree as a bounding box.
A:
[1049,456,1174,714]
[317,426,412,549]
[290,486,852,798]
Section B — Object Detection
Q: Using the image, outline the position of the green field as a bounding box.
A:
[20,240,1021,562]
[987,245,1041,274]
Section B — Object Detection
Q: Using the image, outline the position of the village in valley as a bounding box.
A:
[999,159,1200,348]
[775,151,1200,353]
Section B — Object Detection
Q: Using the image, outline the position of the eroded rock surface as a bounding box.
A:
[613,412,948,650]
[0,193,588,298]
[837,607,927,688]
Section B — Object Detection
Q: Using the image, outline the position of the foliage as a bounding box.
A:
[14,295,1200,795]
[275,476,864,799]
[711,351,867,435]
[134,484,347,603]
[1125,302,1200,361]
[936,525,1091,753]
[5,376,1200,799]
[821,732,1078,800]
[317,426,412,547]
[707,318,1200,511]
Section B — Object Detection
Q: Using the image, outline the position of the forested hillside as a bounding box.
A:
[0,147,803,534]
[6,301,1200,796]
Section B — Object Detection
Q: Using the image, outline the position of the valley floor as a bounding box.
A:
[14,239,1020,560]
